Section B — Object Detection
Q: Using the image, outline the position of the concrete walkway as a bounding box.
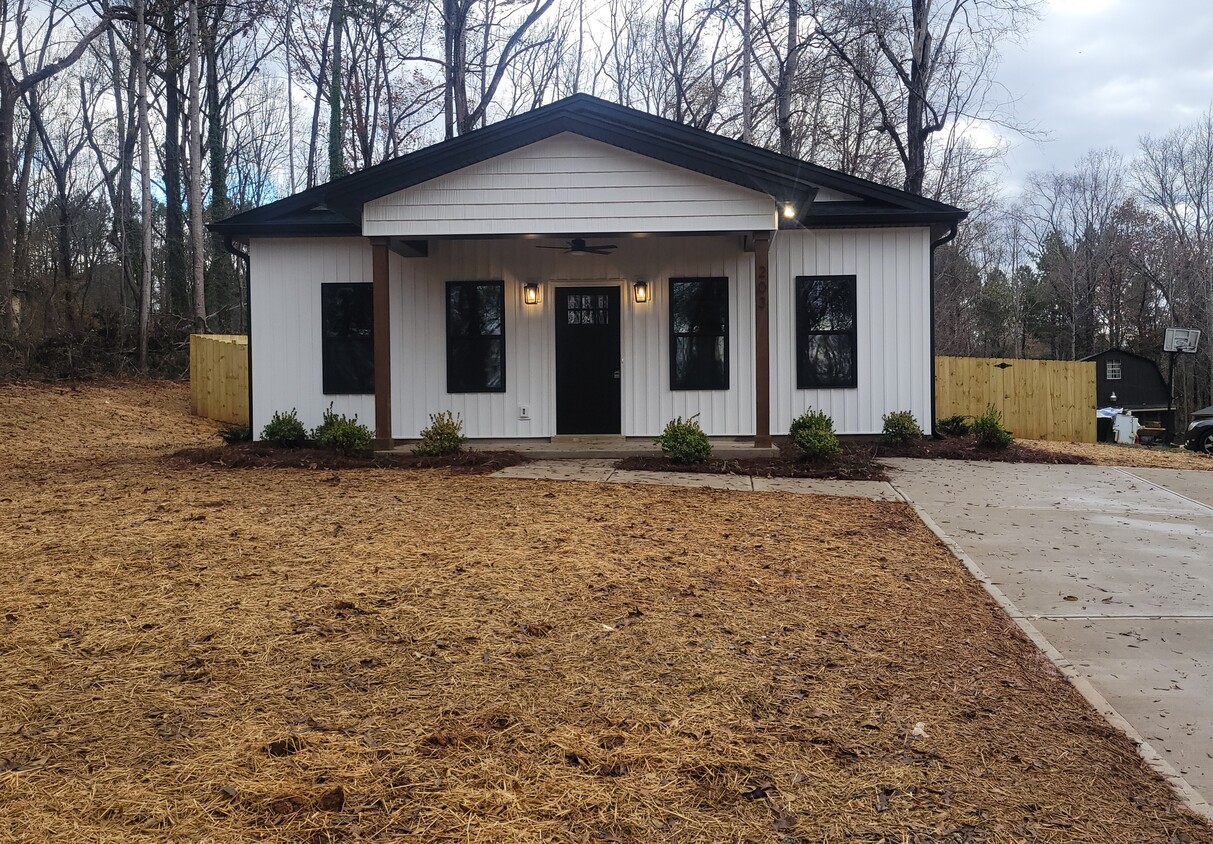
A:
[494,459,900,500]
[886,458,1213,807]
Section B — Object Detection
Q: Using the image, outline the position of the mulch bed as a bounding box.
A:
[171,443,529,474]
[617,448,889,480]
[1,381,1210,843]
[873,434,1096,464]
[617,434,1095,478]
[1026,438,1213,471]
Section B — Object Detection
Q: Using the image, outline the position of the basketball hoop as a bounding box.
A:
[1164,327,1201,354]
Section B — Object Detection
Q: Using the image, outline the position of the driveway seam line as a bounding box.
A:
[890,480,1213,822]
[1112,467,1213,515]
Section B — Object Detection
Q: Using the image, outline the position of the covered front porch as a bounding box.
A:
[362,230,777,448]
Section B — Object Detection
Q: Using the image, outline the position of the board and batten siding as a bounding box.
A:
[391,236,755,438]
[248,238,377,436]
[770,228,932,435]
[248,235,756,439]
[362,133,779,237]
[248,227,932,439]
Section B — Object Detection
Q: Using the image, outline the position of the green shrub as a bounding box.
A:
[881,410,923,446]
[936,415,971,437]
[218,423,252,444]
[790,408,841,459]
[792,426,842,460]
[972,404,1013,450]
[656,415,712,464]
[789,408,835,438]
[414,411,467,456]
[312,405,374,457]
[261,409,307,448]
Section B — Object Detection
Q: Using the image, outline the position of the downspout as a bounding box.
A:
[929,222,959,439]
[221,237,252,434]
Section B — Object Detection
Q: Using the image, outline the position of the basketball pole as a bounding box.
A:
[1166,348,1179,445]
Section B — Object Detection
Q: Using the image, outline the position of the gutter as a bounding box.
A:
[929,222,959,439]
[220,237,253,434]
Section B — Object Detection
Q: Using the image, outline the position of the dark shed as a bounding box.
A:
[1083,348,1171,410]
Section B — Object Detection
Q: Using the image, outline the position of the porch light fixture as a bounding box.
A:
[523,282,540,305]
[782,203,796,219]
[1110,391,1118,404]
[633,280,650,303]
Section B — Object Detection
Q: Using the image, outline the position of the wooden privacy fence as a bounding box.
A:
[935,356,1096,443]
[190,334,249,426]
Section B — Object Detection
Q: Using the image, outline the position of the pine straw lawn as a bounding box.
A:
[0,382,1210,843]
[1021,438,1213,471]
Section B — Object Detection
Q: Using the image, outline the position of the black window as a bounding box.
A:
[446,281,505,393]
[670,277,729,390]
[795,275,857,389]
[321,282,374,394]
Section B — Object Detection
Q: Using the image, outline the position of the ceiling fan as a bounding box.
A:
[536,238,617,256]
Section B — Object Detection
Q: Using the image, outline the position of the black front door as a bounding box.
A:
[556,286,622,434]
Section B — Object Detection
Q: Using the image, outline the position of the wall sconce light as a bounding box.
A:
[633,280,650,303]
[1110,391,1117,404]
[523,282,540,305]
[782,202,796,219]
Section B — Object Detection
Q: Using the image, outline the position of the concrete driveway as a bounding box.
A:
[887,459,1213,803]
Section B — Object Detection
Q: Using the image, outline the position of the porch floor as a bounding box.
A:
[381,436,780,460]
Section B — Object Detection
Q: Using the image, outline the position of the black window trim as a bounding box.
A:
[320,281,375,396]
[445,279,507,394]
[668,276,730,391]
[795,274,858,390]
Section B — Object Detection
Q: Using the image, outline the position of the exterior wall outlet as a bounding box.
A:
[519,405,530,420]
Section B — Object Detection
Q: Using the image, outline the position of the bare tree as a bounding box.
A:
[445,0,557,136]
[136,0,152,367]
[809,0,1040,195]
[0,0,129,332]
[188,0,206,330]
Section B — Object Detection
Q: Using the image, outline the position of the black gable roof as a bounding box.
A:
[211,93,967,238]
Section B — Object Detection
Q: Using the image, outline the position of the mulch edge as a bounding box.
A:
[613,435,1098,480]
[906,499,1213,823]
[169,444,530,474]
[872,435,1095,465]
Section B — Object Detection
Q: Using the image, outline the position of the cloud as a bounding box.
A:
[993,0,1213,192]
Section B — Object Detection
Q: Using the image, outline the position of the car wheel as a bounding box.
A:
[1200,430,1213,456]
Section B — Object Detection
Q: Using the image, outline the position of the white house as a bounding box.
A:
[211,95,966,447]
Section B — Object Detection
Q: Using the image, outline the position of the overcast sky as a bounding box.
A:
[993,0,1213,192]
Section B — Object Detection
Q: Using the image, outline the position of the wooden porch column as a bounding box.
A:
[371,237,392,447]
[753,232,772,448]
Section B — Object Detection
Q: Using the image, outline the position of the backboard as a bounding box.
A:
[1164,327,1201,353]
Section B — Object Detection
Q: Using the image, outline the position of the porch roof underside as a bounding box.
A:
[211,95,966,240]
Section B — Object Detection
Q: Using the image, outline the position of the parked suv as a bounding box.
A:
[1186,417,1213,455]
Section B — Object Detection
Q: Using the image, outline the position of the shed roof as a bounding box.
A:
[1082,347,1162,366]
[210,94,966,239]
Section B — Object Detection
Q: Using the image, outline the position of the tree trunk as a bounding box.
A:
[163,7,188,318]
[286,20,296,192]
[12,110,36,300]
[776,0,798,156]
[188,0,207,331]
[0,69,19,328]
[204,7,236,328]
[451,0,470,134]
[444,0,455,138]
[328,0,345,178]
[741,0,752,145]
[137,0,153,369]
[903,0,930,195]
